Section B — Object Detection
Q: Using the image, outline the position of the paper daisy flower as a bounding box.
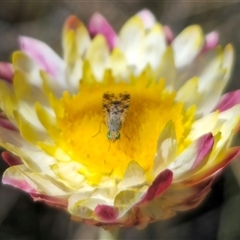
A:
[0,9,239,233]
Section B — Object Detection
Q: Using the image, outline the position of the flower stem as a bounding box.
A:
[98,228,119,240]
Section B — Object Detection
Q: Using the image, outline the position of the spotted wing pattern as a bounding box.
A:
[102,92,130,132]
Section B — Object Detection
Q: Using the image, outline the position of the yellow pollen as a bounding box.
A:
[56,69,195,183]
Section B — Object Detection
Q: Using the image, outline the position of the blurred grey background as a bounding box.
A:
[1,1,240,239]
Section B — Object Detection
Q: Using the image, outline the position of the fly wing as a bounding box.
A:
[102,92,114,122]
[118,92,130,122]
[102,92,130,128]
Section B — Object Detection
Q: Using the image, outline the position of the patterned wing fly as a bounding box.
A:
[102,92,130,142]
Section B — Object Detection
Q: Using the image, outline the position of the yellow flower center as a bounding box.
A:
[56,68,195,183]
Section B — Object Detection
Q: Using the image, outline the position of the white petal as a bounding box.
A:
[86,35,110,81]
[5,165,71,195]
[176,77,201,108]
[197,69,226,115]
[0,125,34,150]
[172,25,204,68]
[155,47,176,90]
[114,188,146,218]
[175,45,222,89]
[110,48,129,80]
[190,111,219,139]
[119,16,145,74]
[13,110,52,144]
[65,57,83,93]
[143,23,166,70]
[152,121,177,177]
[118,161,146,188]
[222,44,234,82]
[51,162,85,189]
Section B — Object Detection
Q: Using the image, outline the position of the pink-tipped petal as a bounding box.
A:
[214,90,240,112]
[2,176,37,193]
[202,31,219,53]
[211,147,240,175]
[88,13,118,49]
[2,152,22,166]
[184,147,240,187]
[169,133,214,181]
[0,117,18,131]
[81,218,97,225]
[193,133,214,169]
[94,205,118,222]
[139,169,173,204]
[176,178,214,211]
[0,112,8,118]
[189,178,214,202]
[121,207,152,228]
[0,62,14,82]
[64,15,82,31]
[163,26,174,44]
[30,193,68,209]
[137,9,156,29]
[19,36,64,79]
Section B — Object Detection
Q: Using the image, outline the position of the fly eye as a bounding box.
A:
[107,131,120,141]
[107,131,111,140]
